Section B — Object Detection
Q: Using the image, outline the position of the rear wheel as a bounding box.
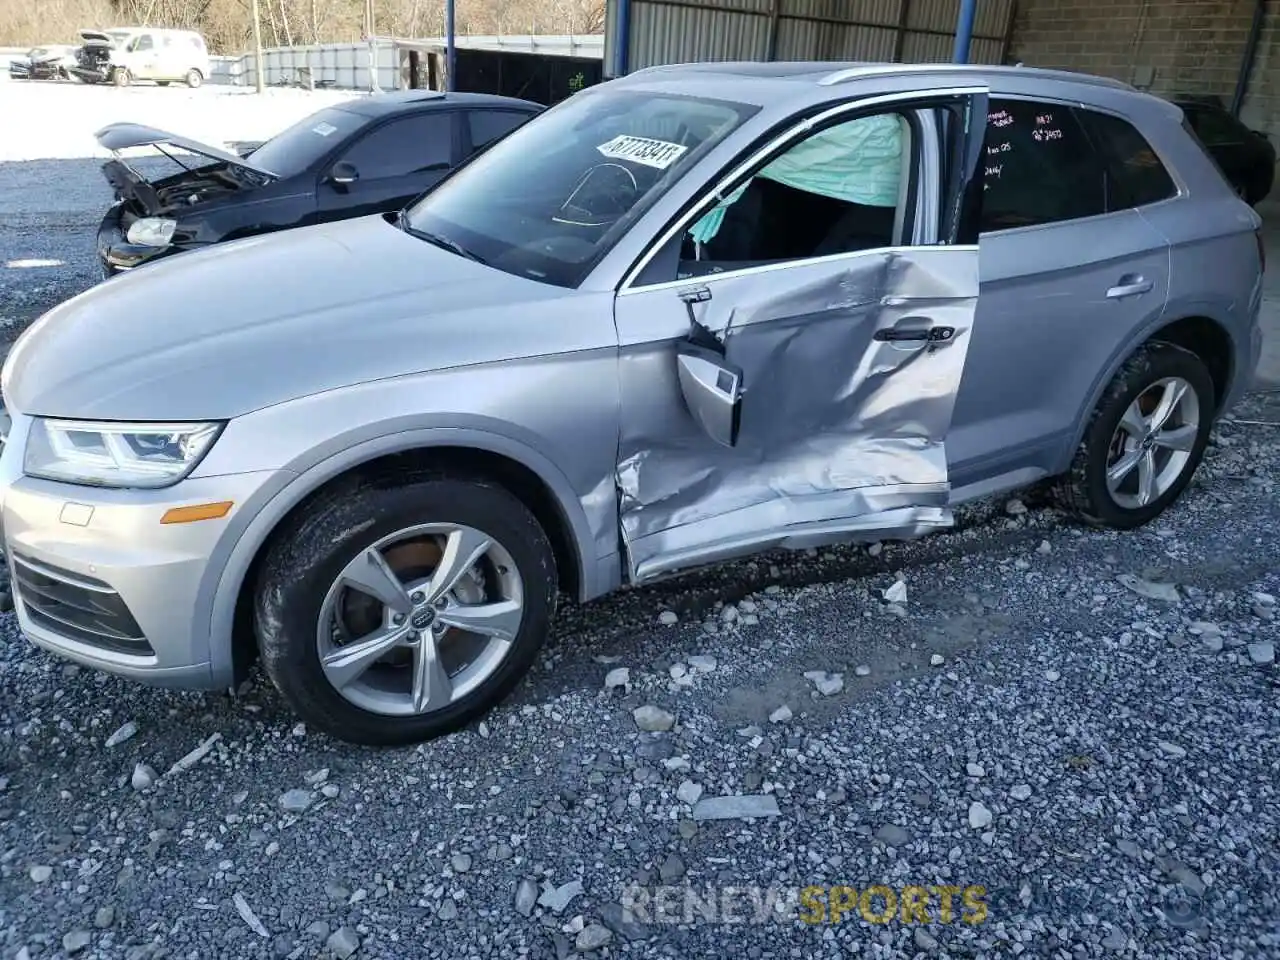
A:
[1054,341,1215,529]
[185,68,203,88]
[254,473,558,746]
[112,67,131,87]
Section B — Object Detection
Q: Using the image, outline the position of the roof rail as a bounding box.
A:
[816,62,1136,92]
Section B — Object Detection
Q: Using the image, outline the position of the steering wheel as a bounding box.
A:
[554,162,640,227]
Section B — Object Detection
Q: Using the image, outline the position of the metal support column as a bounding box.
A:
[445,0,456,90]
[1231,0,1266,117]
[953,0,978,64]
[616,0,632,75]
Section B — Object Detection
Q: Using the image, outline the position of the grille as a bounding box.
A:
[9,553,153,655]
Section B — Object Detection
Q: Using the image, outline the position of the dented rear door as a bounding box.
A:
[612,88,989,584]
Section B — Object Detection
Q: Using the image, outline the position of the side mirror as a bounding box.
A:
[676,342,743,448]
[329,161,359,186]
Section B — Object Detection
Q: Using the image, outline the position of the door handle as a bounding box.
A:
[1106,277,1153,299]
[873,326,955,343]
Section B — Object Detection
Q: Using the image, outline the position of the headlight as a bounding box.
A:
[126,217,177,247]
[24,419,223,488]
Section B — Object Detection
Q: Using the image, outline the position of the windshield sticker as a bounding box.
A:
[312,122,338,137]
[596,135,688,169]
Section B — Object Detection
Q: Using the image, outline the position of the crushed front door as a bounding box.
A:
[613,89,989,583]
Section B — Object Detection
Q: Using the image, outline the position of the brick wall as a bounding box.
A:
[1010,0,1280,152]
[1009,0,1257,100]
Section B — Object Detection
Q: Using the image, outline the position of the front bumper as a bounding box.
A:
[8,63,30,79]
[0,417,284,689]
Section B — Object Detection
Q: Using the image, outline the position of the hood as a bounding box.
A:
[95,123,280,178]
[3,216,577,421]
[79,30,118,46]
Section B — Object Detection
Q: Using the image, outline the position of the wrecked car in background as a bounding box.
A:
[7,45,77,81]
[94,90,542,275]
[69,26,210,87]
[0,62,1263,747]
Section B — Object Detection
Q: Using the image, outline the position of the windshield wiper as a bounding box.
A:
[398,213,486,265]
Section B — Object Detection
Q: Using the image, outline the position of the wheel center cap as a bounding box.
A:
[411,608,435,630]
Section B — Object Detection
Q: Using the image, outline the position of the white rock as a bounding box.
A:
[815,675,844,697]
[130,763,157,791]
[1253,592,1276,607]
[1005,498,1027,515]
[691,794,781,821]
[1044,669,1061,682]
[604,667,630,691]
[1116,573,1180,603]
[1036,540,1052,555]
[883,580,908,604]
[669,663,688,680]
[929,654,945,667]
[965,762,985,778]
[1010,784,1032,801]
[105,721,138,748]
[855,664,872,677]
[676,780,704,805]
[868,541,883,557]
[1247,641,1275,665]
[968,801,993,829]
[687,655,717,672]
[769,705,793,724]
[1157,740,1187,759]
[321,784,340,799]
[658,610,679,625]
[633,705,676,732]
[29,865,53,883]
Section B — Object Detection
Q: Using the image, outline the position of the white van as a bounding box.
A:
[70,27,211,88]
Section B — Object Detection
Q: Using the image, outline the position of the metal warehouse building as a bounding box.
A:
[603,0,1279,142]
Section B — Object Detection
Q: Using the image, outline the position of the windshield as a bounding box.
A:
[245,106,365,179]
[404,88,759,288]
[108,31,132,45]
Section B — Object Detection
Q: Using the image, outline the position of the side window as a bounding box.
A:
[667,110,911,278]
[1077,109,1176,210]
[132,34,154,52]
[981,98,1105,232]
[340,114,454,180]
[468,111,534,153]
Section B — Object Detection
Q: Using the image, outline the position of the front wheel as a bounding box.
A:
[254,473,558,746]
[1054,341,1215,529]
[112,67,131,87]
[185,68,203,88]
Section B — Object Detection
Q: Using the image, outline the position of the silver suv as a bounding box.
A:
[0,62,1263,745]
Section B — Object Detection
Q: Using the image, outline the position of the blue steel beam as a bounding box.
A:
[953,0,977,64]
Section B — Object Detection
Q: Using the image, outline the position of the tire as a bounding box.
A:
[156,80,170,87]
[1053,340,1215,529]
[185,68,203,88]
[112,67,131,87]
[254,472,558,746]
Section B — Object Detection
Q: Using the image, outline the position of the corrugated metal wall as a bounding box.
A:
[604,0,1015,76]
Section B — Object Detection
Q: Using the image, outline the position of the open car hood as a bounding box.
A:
[78,30,117,45]
[94,123,279,178]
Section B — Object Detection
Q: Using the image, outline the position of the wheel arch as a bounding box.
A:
[211,429,605,685]
[1061,311,1236,470]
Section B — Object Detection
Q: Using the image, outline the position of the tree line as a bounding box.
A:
[0,0,606,54]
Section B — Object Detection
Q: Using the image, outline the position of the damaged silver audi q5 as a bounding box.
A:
[0,61,1263,745]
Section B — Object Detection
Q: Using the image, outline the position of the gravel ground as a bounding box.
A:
[0,391,1277,959]
[2,80,1280,960]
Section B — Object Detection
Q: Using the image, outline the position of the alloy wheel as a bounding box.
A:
[1104,376,1201,510]
[315,523,525,717]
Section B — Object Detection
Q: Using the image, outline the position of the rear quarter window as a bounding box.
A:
[1077,109,1177,210]
[980,98,1106,232]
